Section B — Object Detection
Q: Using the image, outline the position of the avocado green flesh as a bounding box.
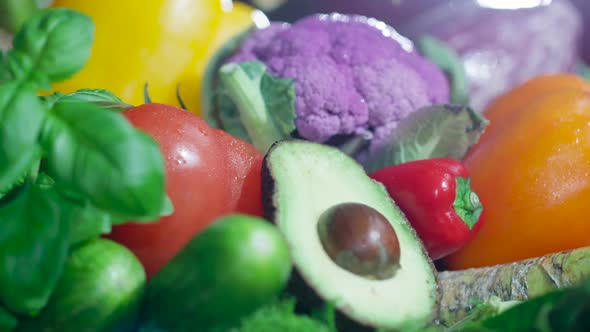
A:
[265,141,438,331]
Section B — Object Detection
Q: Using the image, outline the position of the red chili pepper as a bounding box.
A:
[369,158,484,260]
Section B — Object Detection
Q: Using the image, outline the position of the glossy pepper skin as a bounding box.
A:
[369,158,484,260]
[49,0,262,115]
[445,74,590,270]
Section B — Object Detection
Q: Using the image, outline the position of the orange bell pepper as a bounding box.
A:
[445,74,590,270]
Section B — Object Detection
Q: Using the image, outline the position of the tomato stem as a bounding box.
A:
[175,84,189,111]
[143,83,152,104]
[0,0,38,34]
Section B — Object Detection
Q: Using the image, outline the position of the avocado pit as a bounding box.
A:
[317,202,401,280]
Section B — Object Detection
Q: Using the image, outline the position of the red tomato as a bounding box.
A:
[106,103,263,278]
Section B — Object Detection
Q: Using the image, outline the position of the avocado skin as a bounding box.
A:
[260,141,280,224]
[261,140,442,331]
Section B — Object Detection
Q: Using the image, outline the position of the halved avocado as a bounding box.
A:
[262,140,438,331]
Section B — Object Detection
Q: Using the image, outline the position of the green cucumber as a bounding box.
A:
[140,214,293,332]
[17,239,146,332]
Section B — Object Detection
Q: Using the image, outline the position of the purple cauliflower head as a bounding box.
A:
[226,14,450,154]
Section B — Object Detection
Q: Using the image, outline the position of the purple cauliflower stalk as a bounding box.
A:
[224,14,450,156]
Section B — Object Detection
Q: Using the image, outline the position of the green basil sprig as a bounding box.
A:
[0,8,171,317]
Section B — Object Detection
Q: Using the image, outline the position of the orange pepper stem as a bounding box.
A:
[0,0,38,34]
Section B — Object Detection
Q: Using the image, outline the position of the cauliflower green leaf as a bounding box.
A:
[365,104,488,172]
[216,61,297,153]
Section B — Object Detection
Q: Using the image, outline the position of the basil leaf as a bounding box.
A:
[0,182,71,316]
[0,81,45,194]
[0,172,27,200]
[0,305,18,332]
[35,0,53,7]
[110,194,174,225]
[8,8,94,84]
[40,99,167,221]
[66,200,112,246]
[43,178,112,245]
[365,104,489,173]
[39,91,64,109]
[34,172,54,189]
[58,89,133,112]
[160,195,174,217]
[3,52,50,88]
[0,49,8,83]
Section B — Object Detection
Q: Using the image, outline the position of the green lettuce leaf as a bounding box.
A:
[365,104,488,173]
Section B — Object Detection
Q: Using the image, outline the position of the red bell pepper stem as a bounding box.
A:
[453,177,483,230]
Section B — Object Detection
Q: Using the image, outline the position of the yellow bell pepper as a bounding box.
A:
[49,0,264,115]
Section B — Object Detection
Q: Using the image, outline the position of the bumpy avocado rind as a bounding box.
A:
[261,140,439,331]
